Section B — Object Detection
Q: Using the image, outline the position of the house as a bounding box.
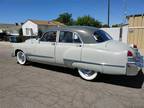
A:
[101,24,128,43]
[127,14,144,54]
[0,23,21,35]
[22,20,64,36]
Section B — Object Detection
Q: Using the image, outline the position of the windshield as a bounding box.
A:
[93,30,112,43]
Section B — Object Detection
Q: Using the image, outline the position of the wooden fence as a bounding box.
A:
[128,27,144,54]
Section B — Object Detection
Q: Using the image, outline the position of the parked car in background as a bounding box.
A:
[0,33,8,41]
[9,36,39,43]
[9,36,18,43]
[12,26,143,80]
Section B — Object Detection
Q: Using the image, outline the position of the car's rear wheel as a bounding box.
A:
[78,69,98,80]
[16,51,27,65]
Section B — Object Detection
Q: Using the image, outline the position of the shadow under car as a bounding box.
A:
[30,62,144,89]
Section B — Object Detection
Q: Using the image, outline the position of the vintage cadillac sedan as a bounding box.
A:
[12,26,143,80]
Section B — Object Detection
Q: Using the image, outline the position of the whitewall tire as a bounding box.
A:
[16,51,27,65]
[78,69,98,80]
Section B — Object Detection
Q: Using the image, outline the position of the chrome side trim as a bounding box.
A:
[64,59,125,68]
[104,64,125,68]
[27,54,54,59]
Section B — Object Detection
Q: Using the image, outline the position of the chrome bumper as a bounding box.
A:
[126,63,140,76]
[126,55,143,76]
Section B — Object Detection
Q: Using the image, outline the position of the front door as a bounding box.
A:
[32,31,57,63]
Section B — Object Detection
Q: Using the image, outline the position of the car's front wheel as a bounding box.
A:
[16,51,27,65]
[78,69,98,80]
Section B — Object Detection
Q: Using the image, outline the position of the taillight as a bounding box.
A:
[127,51,133,56]
[133,44,137,48]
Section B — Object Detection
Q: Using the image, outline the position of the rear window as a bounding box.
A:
[93,30,112,43]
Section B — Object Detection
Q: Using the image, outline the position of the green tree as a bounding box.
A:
[112,24,121,27]
[56,12,73,25]
[18,28,23,42]
[15,23,19,26]
[76,15,102,28]
[19,28,23,36]
[38,29,43,37]
[102,24,110,28]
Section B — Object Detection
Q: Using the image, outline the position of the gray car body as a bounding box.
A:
[12,26,140,76]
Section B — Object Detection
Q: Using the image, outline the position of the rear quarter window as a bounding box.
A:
[93,30,112,43]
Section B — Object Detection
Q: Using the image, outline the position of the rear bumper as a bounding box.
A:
[126,63,140,76]
[126,52,143,76]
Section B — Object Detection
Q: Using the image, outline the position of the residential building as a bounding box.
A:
[0,23,21,35]
[22,20,64,36]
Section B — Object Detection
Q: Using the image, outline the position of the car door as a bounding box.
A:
[31,31,57,63]
[55,31,82,66]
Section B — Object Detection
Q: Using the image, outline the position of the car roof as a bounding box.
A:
[45,26,99,35]
[43,26,100,43]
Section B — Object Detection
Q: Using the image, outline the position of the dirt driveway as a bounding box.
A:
[0,42,144,108]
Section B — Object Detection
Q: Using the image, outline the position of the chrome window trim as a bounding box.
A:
[27,54,54,59]
[58,30,83,44]
[73,32,84,44]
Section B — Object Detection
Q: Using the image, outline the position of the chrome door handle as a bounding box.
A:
[76,44,82,47]
[51,43,55,45]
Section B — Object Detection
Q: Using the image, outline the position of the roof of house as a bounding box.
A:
[0,23,21,31]
[28,20,64,26]
[0,23,17,28]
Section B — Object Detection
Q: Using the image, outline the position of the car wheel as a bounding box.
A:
[16,51,27,65]
[78,69,98,80]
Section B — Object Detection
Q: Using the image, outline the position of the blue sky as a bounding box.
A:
[0,0,144,25]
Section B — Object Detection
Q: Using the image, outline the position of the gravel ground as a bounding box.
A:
[0,42,144,108]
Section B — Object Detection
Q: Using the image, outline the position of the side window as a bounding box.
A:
[40,31,57,42]
[59,31,73,43]
[59,31,81,43]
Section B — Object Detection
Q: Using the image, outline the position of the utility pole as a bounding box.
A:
[108,0,110,27]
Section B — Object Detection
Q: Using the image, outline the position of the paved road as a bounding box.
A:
[0,42,144,108]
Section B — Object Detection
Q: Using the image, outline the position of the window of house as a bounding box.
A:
[59,31,81,43]
[40,31,57,42]
[26,28,29,35]
[26,28,33,36]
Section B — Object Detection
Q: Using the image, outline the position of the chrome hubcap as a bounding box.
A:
[17,51,26,64]
[80,69,95,77]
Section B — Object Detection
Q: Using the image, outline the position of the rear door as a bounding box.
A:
[55,31,82,65]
